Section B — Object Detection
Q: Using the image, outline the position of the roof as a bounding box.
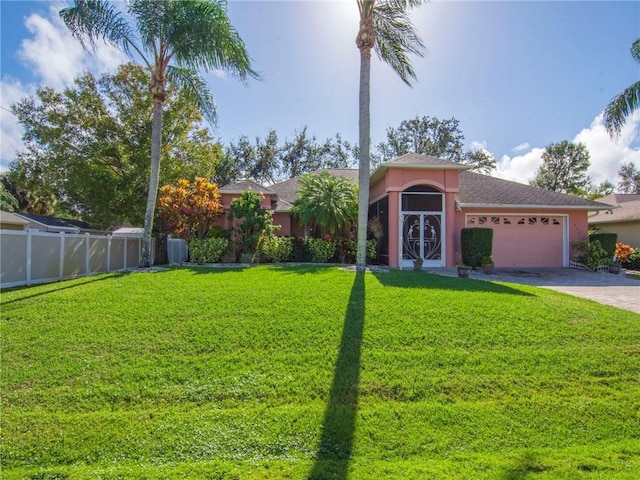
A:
[227,156,612,213]
[268,169,359,212]
[370,153,471,185]
[0,210,30,226]
[15,213,102,232]
[589,194,640,224]
[218,179,276,195]
[456,171,612,210]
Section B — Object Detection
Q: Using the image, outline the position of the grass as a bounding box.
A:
[1,265,639,479]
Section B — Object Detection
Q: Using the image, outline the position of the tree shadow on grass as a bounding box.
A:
[307,270,365,480]
[372,270,535,297]
[0,272,126,307]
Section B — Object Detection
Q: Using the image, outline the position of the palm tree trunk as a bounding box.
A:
[356,37,372,269]
[141,101,163,267]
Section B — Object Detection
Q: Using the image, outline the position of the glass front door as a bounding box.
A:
[401,213,443,267]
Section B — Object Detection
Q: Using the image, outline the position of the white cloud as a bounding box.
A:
[1,4,126,170]
[512,142,530,153]
[496,111,640,188]
[574,110,640,186]
[0,78,34,172]
[470,140,488,152]
[495,147,545,185]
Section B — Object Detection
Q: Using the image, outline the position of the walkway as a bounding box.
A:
[427,267,640,314]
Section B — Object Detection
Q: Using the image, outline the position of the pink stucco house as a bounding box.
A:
[219,154,612,269]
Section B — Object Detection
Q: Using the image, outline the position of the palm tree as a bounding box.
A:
[60,0,258,266]
[604,38,640,138]
[355,0,425,269]
[292,171,358,237]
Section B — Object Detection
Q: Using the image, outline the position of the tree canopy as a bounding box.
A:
[374,115,496,173]
[529,141,591,195]
[8,64,224,229]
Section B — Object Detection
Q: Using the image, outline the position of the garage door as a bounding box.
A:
[466,215,565,267]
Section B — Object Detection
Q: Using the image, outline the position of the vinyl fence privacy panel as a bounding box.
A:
[0,230,175,289]
[30,233,61,283]
[0,231,28,287]
[89,237,109,274]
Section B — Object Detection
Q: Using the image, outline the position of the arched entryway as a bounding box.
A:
[400,185,444,268]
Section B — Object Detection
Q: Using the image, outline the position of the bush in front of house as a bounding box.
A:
[571,239,610,271]
[305,238,337,263]
[589,233,617,258]
[260,236,294,263]
[189,238,229,264]
[461,228,493,268]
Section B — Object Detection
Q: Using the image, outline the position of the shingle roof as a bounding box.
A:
[456,171,612,209]
[269,169,359,211]
[589,194,640,224]
[218,179,276,195]
[16,213,101,231]
[259,158,613,212]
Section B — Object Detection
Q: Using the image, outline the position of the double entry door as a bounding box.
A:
[401,213,443,268]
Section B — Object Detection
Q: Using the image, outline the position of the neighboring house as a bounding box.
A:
[14,213,106,234]
[113,227,145,237]
[217,154,611,269]
[0,210,31,231]
[589,194,640,247]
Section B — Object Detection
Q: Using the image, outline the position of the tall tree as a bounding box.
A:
[617,161,640,194]
[530,141,591,195]
[375,115,496,173]
[355,0,425,268]
[604,38,640,138]
[60,0,258,266]
[9,65,223,228]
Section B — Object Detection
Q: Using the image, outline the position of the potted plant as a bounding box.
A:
[609,260,622,274]
[413,256,424,270]
[481,255,494,274]
[457,264,472,278]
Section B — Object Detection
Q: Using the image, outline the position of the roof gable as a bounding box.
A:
[590,194,640,223]
[218,179,276,195]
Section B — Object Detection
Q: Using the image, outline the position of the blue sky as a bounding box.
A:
[1,0,639,186]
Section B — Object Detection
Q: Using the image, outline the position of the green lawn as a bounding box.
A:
[1,265,639,479]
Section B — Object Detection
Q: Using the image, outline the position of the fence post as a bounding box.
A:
[59,232,65,280]
[85,233,90,275]
[107,236,111,273]
[26,229,32,286]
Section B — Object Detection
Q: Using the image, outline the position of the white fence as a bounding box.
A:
[0,230,187,289]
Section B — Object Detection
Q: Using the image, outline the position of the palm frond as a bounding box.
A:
[373,1,425,86]
[60,0,139,59]
[604,80,640,137]
[166,66,217,125]
[158,0,259,82]
[631,37,640,64]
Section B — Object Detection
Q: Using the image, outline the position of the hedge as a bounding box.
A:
[461,228,493,268]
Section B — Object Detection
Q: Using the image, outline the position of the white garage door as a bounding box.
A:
[466,215,565,267]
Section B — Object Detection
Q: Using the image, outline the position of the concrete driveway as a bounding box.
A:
[429,267,640,314]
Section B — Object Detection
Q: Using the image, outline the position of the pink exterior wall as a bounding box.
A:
[215,192,276,231]
[371,168,461,268]
[273,212,291,236]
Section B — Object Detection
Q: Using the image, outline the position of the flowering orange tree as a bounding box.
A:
[157,177,223,241]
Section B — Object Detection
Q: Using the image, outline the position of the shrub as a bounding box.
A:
[207,225,231,240]
[305,238,337,263]
[571,239,610,271]
[291,237,310,262]
[614,242,635,264]
[334,238,377,264]
[189,238,229,264]
[461,228,493,268]
[260,236,294,263]
[589,233,617,258]
[622,249,640,270]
